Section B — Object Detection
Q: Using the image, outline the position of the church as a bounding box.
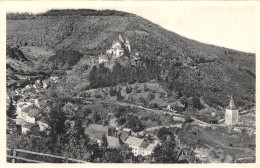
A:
[225,95,239,125]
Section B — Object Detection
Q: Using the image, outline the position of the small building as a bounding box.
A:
[225,96,239,125]
[16,102,32,118]
[168,101,185,113]
[21,122,39,135]
[125,136,149,156]
[98,55,110,64]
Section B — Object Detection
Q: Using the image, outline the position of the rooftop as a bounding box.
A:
[125,136,148,148]
[107,136,120,148]
[119,132,129,142]
[28,108,41,118]
[145,143,158,152]
[170,101,185,108]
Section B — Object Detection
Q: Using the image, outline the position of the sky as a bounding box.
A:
[2,1,256,53]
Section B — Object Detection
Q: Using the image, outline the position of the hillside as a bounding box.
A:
[6,9,255,108]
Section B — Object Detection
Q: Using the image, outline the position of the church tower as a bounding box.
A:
[225,95,239,125]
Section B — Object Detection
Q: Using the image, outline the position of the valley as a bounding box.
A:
[6,9,256,163]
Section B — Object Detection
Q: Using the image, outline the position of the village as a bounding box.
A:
[6,34,255,163]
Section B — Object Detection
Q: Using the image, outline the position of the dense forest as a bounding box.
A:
[6,9,133,20]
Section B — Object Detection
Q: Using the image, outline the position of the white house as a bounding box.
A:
[16,102,32,118]
[20,107,40,124]
[21,122,35,134]
[125,136,149,156]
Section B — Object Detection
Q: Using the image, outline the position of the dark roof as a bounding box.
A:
[170,101,185,108]
[119,132,129,142]
[139,141,149,149]
[28,108,41,118]
[107,136,120,148]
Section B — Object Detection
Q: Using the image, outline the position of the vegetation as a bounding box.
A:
[6,9,255,163]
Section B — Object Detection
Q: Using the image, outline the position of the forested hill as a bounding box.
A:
[6,9,255,108]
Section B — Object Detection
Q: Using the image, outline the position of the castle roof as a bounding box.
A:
[227,95,237,110]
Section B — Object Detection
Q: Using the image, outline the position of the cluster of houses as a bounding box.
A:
[98,34,141,68]
[84,122,198,163]
[15,101,49,135]
[11,77,59,135]
[84,123,159,157]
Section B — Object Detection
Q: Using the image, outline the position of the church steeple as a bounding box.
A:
[228,95,237,110]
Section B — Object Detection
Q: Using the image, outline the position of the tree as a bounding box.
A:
[148,93,155,101]
[7,98,16,118]
[103,148,124,163]
[157,127,174,141]
[152,140,179,163]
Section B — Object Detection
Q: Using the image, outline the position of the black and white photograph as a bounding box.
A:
[1,1,258,165]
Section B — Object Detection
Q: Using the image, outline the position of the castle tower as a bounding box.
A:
[225,95,239,125]
[125,38,131,53]
[118,34,124,43]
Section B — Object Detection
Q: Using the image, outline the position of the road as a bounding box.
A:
[100,99,183,117]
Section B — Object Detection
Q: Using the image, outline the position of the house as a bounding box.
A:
[36,117,49,131]
[168,101,185,113]
[107,136,120,148]
[225,95,239,125]
[177,148,195,163]
[21,122,39,135]
[18,105,40,124]
[125,136,149,156]
[99,54,110,64]
[25,108,41,123]
[16,102,33,118]
[85,124,109,145]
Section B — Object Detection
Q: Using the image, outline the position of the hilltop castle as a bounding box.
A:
[225,95,239,125]
[99,34,131,64]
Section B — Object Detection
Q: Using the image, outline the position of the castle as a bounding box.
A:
[99,34,131,64]
[225,95,239,125]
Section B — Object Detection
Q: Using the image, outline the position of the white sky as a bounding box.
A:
[2,1,257,53]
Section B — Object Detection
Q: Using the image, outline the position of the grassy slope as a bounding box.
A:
[6,12,255,108]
